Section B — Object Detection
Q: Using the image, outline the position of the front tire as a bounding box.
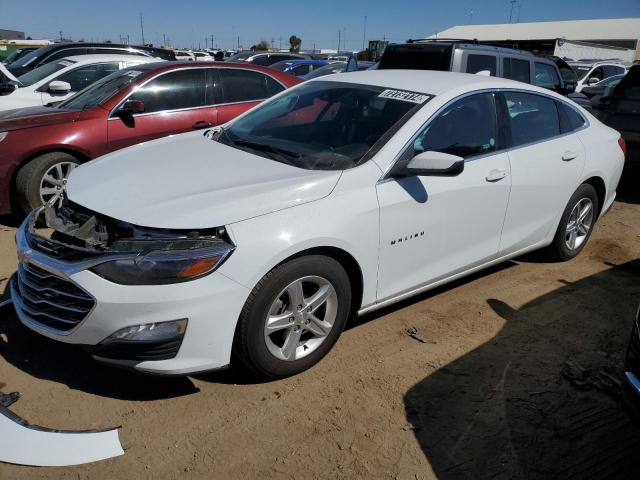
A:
[15,152,81,215]
[233,255,351,379]
[548,184,598,261]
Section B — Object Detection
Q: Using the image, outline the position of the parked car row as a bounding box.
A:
[0,62,300,214]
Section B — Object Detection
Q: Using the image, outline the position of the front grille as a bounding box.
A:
[15,262,95,332]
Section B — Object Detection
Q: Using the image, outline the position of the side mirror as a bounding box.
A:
[394,151,465,177]
[48,80,71,94]
[117,99,145,116]
[587,76,600,85]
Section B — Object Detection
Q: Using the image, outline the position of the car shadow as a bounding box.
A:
[404,259,640,479]
[0,282,199,401]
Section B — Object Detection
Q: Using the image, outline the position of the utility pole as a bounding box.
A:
[343,28,346,52]
[517,1,523,22]
[163,33,166,47]
[59,30,63,42]
[362,15,367,50]
[211,34,215,49]
[139,13,145,45]
[279,36,282,50]
[338,29,341,53]
[127,34,130,45]
[508,0,516,23]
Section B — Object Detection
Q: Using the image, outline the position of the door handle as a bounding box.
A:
[192,121,213,129]
[485,169,507,182]
[562,150,578,161]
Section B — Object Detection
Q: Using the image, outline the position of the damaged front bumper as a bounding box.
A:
[11,207,250,375]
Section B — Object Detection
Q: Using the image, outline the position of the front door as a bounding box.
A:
[107,68,217,151]
[376,92,511,301]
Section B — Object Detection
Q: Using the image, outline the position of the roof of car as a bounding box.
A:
[62,54,160,64]
[313,69,557,97]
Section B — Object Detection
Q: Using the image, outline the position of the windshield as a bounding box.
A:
[228,52,254,62]
[218,81,429,170]
[303,63,346,80]
[57,68,144,110]
[17,60,75,87]
[8,46,45,68]
[571,65,592,80]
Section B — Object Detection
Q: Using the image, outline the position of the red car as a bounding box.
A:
[0,61,300,214]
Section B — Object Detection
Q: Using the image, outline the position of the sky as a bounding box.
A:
[1,0,639,51]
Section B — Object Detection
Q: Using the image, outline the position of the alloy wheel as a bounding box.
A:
[565,197,594,251]
[39,162,78,207]
[263,275,338,361]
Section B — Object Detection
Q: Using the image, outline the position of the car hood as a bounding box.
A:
[0,106,82,131]
[67,132,342,229]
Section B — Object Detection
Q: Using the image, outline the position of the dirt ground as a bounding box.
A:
[0,172,639,479]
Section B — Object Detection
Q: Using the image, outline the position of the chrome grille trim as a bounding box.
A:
[14,262,95,333]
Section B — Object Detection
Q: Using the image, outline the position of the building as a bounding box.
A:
[0,29,25,40]
[427,18,640,61]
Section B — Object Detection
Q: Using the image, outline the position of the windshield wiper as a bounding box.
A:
[232,138,301,160]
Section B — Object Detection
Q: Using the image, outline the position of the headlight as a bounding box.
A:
[91,239,234,285]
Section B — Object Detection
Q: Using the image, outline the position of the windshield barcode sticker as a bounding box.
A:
[125,70,143,77]
[378,89,429,104]
[58,60,73,67]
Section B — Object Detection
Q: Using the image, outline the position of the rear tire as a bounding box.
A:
[233,255,351,379]
[15,152,81,215]
[547,184,598,261]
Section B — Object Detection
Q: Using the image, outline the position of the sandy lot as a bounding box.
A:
[0,173,639,479]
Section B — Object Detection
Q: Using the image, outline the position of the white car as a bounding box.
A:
[0,54,160,112]
[193,51,215,61]
[11,71,625,378]
[569,60,629,93]
[174,50,195,61]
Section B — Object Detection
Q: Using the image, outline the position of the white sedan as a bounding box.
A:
[11,71,625,378]
[0,54,160,112]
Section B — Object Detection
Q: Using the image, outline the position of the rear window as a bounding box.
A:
[503,57,530,83]
[378,44,453,71]
[466,54,496,76]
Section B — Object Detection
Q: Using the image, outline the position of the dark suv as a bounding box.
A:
[6,43,176,77]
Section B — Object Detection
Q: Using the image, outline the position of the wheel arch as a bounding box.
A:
[582,175,606,217]
[273,246,365,318]
[10,147,92,210]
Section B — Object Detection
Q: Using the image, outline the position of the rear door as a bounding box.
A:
[216,68,286,124]
[498,91,585,255]
[107,68,215,151]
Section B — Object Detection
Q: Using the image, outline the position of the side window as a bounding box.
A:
[602,65,625,78]
[128,69,206,113]
[504,91,560,147]
[56,63,119,91]
[250,55,270,66]
[503,57,531,83]
[557,101,586,133]
[265,76,285,96]
[291,64,311,76]
[219,69,278,103]
[534,62,561,90]
[45,48,88,63]
[413,92,497,159]
[589,66,604,82]
[465,54,497,76]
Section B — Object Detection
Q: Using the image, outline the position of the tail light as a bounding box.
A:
[618,136,627,157]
